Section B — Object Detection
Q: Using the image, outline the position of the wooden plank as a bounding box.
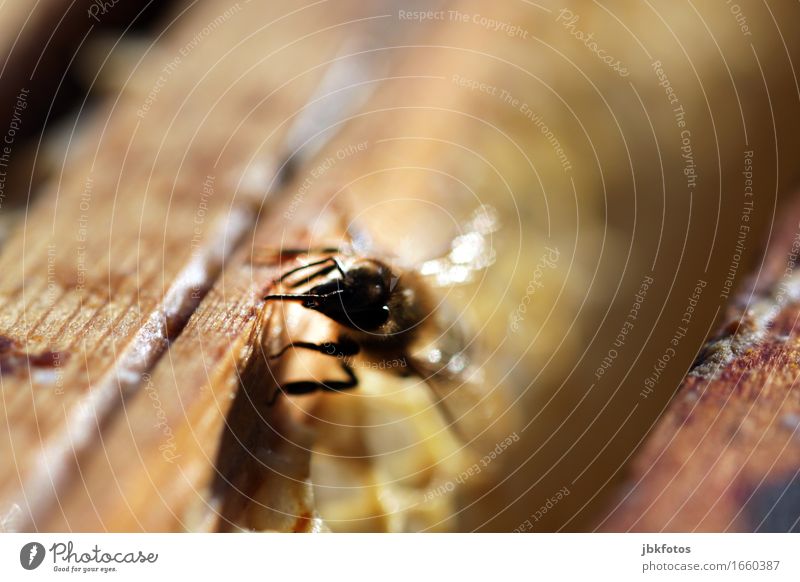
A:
[600,196,800,532]
[5,0,800,534]
[39,0,544,532]
[0,0,392,531]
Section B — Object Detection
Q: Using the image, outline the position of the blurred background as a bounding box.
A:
[1,0,800,532]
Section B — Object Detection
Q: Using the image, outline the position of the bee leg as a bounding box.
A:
[269,360,359,404]
[266,257,347,293]
[281,258,347,288]
[276,257,337,283]
[275,247,340,256]
[266,338,360,405]
[281,361,358,396]
[283,265,336,289]
[284,259,347,290]
[267,338,360,360]
[249,247,340,266]
[322,361,358,393]
[263,289,344,305]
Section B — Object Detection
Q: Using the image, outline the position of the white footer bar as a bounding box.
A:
[1,533,797,581]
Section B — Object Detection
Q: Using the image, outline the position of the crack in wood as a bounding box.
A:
[6,31,390,531]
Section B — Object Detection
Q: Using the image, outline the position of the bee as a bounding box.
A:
[257,205,500,434]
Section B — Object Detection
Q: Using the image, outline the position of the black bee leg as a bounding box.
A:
[276,257,342,284]
[263,289,344,304]
[275,247,340,257]
[267,338,360,360]
[323,361,358,392]
[284,265,334,289]
[266,339,360,404]
[279,361,358,396]
[280,257,347,290]
[249,247,340,266]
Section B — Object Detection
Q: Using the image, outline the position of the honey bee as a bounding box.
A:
[257,205,500,434]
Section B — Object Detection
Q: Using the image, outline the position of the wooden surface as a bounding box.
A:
[600,197,800,532]
[21,0,528,533]
[0,0,515,532]
[0,0,395,531]
[3,0,800,533]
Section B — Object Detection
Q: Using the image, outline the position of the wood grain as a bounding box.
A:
[32,0,536,532]
[0,0,391,531]
[601,196,800,532]
[5,0,800,533]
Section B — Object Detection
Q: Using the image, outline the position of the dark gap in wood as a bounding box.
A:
[0,0,179,213]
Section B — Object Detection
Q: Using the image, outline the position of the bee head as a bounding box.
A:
[300,259,395,331]
[343,259,393,307]
[265,257,400,331]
